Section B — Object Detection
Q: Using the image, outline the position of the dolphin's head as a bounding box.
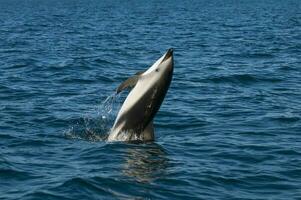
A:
[143,48,174,85]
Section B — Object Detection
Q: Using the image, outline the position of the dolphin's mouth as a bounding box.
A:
[162,48,173,62]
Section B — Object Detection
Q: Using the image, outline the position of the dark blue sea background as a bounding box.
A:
[1,0,301,199]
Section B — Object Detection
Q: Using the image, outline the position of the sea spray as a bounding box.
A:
[65,92,121,141]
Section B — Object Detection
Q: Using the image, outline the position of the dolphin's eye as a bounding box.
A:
[155,68,159,72]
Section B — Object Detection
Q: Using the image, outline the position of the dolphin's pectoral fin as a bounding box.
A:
[140,121,154,141]
[116,75,139,94]
[135,70,145,75]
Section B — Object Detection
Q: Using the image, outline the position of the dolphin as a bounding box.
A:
[107,49,174,142]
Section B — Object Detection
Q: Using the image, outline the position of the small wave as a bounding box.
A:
[272,149,301,156]
[223,52,275,59]
[246,53,275,59]
[22,191,71,200]
[263,113,300,124]
[0,84,11,92]
[1,58,38,70]
[211,151,274,164]
[278,65,297,71]
[208,74,281,84]
[0,168,36,181]
[271,116,300,123]
[279,169,301,179]
[59,77,96,84]
[44,177,118,199]
[7,138,52,148]
[94,58,114,65]
[57,177,109,193]
[0,133,17,140]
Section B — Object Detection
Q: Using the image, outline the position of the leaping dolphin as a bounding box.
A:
[107,49,174,142]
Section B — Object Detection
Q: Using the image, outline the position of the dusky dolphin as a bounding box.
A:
[107,49,174,142]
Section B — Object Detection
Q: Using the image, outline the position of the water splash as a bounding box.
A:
[65,93,121,141]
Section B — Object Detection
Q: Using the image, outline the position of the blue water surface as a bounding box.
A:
[1,0,301,199]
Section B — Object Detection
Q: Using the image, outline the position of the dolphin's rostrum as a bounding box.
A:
[108,49,174,142]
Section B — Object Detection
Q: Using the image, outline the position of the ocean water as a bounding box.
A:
[1,0,301,199]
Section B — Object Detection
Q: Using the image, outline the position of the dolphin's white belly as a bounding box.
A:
[108,77,156,141]
[113,75,157,127]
